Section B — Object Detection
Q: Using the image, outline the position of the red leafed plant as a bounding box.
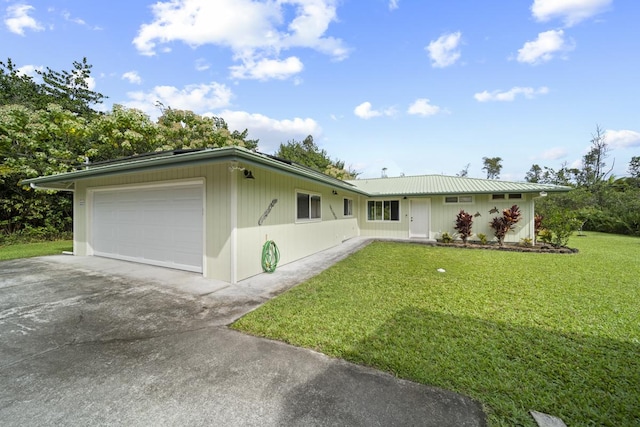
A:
[490,204,521,246]
[454,210,474,244]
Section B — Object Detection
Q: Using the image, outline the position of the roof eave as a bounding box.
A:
[21,146,369,196]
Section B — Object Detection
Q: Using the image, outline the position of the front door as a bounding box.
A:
[409,199,431,238]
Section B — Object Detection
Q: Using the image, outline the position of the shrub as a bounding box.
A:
[519,237,533,247]
[0,226,72,245]
[489,205,521,246]
[454,210,473,244]
[477,233,488,245]
[440,232,454,243]
[537,229,553,245]
[540,208,582,248]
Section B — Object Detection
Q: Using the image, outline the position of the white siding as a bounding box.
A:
[73,164,233,282]
[358,197,410,239]
[235,165,360,281]
[429,194,535,243]
[70,159,540,283]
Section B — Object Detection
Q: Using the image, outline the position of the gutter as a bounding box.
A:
[30,182,75,192]
[21,146,369,196]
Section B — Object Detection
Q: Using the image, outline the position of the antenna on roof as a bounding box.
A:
[381,167,388,178]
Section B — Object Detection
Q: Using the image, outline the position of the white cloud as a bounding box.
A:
[124,82,233,119]
[216,109,321,152]
[61,11,85,26]
[474,86,549,102]
[407,98,441,116]
[517,30,573,64]
[354,102,380,119]
[426,31,462,68]
[229,56,303,80]
[132,0,347,81]
[84,76,96,91]
[531,0,612,26]
[5,4,44,35]
[539,147,568,160]
[354,102,396,119]
[195,58,210,71]
[60,10,101,30]
[122,71,142,85]
[389,0,400,11]
[605,129,640,149]
[16,64,43,78]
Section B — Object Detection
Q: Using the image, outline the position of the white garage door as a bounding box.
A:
[91,183,204,273]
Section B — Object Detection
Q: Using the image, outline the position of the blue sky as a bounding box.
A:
[3,0,639,179]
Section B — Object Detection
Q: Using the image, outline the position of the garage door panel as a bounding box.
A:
[92,184,203,273]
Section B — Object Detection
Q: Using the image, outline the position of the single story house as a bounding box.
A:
[23,146,570,283]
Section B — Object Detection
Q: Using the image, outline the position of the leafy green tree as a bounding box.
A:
[0,59,43,109]
[482,156,502,179]
[456,163,470,177]
[577,125,612,188]
[0,104,85,236]
[525,164,542,183]
[36,57,105,118]
[275,135,357,180]
[628,156,640,179]
[531,127,640,238]
[85,104,160,162]
[156,108,258,151]
[537,205,583,248]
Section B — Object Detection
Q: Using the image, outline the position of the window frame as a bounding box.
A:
[343,198,353,217]
[444,195,474,204]
[492,193,523,200]
[296,190,322,222]
[367,199,400,222]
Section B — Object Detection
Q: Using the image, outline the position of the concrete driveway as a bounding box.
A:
[0,244,486,426]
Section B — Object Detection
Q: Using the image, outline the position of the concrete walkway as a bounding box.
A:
[0,238,487,426]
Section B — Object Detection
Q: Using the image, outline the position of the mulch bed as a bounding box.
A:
[435,242,578,254]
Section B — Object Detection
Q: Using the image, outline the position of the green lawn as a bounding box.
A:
[232,233,640,426]
[0,240,73,261]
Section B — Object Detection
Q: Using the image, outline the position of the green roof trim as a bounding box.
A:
[23,146,571,196]
[347,175,571,196]
[21,146,366,194]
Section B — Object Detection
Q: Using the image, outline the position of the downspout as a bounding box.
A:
[229,164,238,284]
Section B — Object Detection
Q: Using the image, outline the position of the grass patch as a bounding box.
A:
[232,233,640,426]
[0,240,73,261]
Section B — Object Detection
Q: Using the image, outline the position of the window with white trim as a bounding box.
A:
[343,198,353,216]
[367,200,400,221]
[492,193,522,200]
[444,195,473,204]
[297,191,321,220]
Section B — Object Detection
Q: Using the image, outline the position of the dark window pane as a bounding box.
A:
[375,201,383,220]
[390,200,400,221]
[297,193,309,219]
[310,195,321,219]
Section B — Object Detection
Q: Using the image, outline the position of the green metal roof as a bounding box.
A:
[347,175,571,196]
[22,146,571,196]
[21,146,366,194]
